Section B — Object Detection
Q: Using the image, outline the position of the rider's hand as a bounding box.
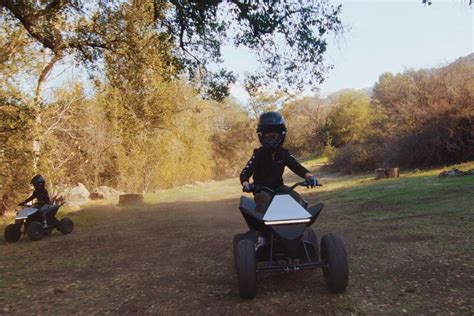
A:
[242,182,254,193]
[305,176,318,188]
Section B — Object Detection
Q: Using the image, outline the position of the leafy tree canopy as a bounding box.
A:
[0,0,343,101]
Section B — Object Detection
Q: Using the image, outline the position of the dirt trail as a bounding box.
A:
[1,198,339,314]
[1,181,472,314]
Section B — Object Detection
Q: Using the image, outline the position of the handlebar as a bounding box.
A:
[248,180,322,194]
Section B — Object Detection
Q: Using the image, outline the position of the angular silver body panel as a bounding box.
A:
[263,195,311,222]
[16,207,39,220]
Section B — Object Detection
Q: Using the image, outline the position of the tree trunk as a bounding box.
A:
[386,168,400,178]
[375,168,386,180]
[375,167,400,180]
[32,53,63,171]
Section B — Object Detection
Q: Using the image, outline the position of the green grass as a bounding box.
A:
[323,161,473,206]
[311,161,474,235]
[144,177,239,203]
[300,154,329,166]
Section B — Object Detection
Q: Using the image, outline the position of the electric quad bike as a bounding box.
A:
[233,181,349,299]
[4,202,73,242]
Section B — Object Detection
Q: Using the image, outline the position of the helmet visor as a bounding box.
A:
[261,131,280,142]
[257,126,286,148]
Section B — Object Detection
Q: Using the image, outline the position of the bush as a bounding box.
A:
[322,139,336,162]
[330,143,377,173]
[326,90,373,147]
[0,104,35,199]
[381,116,474,168]
[370,56,474,169]
[328,54,474,173]
[281,96,327,155]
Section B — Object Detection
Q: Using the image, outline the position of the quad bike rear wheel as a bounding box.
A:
[236,239,257,299]
[303,228,320,261]
[57,218,74,234]
[321,233,349,293]
[26,221,45,241]
[4,224,21,243]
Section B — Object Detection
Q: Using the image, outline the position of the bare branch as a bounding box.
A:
[44,94,83,136]
[35,53,64,106]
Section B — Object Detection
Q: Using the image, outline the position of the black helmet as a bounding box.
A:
[30,175,45,189]
[257,112,287,149]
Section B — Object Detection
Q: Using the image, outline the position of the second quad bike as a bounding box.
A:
[4,202,73,242]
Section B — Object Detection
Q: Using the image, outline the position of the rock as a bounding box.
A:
[67,183,90,203]
[412,168,420,173]
[89,192,105,200]
[451,168,465,176]
[439,171,449,177]
[91,186,123,199]
[439,168,467,177]
[56,183,90,205]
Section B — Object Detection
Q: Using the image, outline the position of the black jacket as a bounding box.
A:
[240,147,309,189]
[21,187,51,207]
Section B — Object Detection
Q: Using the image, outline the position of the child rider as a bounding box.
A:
[18,175,52,228]
[240,111,318,245]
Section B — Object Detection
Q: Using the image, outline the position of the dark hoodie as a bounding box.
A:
[240,147,309,189]
[21,187,51,207]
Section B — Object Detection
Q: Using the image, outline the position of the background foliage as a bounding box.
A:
[0,1,472,202]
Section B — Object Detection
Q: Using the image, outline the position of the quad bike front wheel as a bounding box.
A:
[321,233,349,293]
[233,233,245,268]
[26,221,45,241]
[4,224,21,243]
[236,239,257,299]
[57,218,74,234]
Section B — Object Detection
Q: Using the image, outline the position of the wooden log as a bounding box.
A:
[386,168,400,178]
[119,194,144,205]
[375,168,386,180]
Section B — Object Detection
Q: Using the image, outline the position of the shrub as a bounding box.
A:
[330,143,377,173]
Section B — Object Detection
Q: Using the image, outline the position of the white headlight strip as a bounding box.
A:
[264,219,310,225]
